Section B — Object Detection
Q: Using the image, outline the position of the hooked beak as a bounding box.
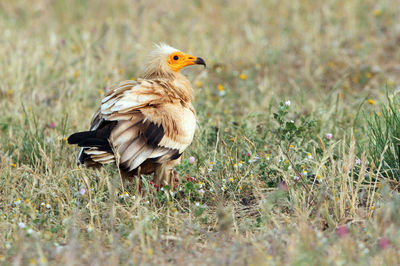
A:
[194,57,206,68]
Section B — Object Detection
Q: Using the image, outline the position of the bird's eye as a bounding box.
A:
[173,55,179,60]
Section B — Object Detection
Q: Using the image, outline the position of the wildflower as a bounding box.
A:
[87,225,94,232]
[194,81,203,87]
[45,203,51,209]
[366,72,372,79]
[119,191,129,199]
[26,228,34,235]
[373,9,382,17]
[49,122,55,128]
[234,163,238,168]
[210,161,214,166]
[239,73,247,80]
[378,237,390,249]
[307,153,312,159]
[195,202,200,207]
[316,174,322,181]
[326,133,332,140]
[367,99,376,105]
[284,100,291,106]
[198,189,205,195]
[8,89,13,95]
[238,161,243,167]
[336,225,348,237]
[279,181,288,191]
[73,70,80,78]
[253,156,260,162]
[10,163,17,167]
[229,177,234,182]
[246,151,250,157]
[189,156,195,164]
[79,188,86,195]
[265,153,270,160]
[302,170,308,176]
[355,158,361,165]
[18,222,25,229]
[221,185,227,191]
[217,84,226,96]
[229,137,235,142]
[289,144,294,149]
[293,176,300,181]
[13,198,21,205]
[40,257,47,264]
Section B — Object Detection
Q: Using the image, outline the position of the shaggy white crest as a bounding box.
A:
[141,43,181,78]
[151,43,180,57]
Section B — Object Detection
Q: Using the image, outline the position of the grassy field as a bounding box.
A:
[1,0,400,264]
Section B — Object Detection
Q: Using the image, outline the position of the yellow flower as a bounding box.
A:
[373,9,382,17]
[316,174,322,180]
[194,81,203,87]
[229,137,235,142]
[210,161,214,165]
[29,258,37,265]
[40,257,47,264]
[376,111,381,116]
[239,73,247,80]
[365,72,372,79]
[10,163,17,167]
[8,89,13,95]
[289,144,294,149]
[147,248,154,256]
[229,178,234,182]
[217,84,225,91]
[367,99,376,105]
[73,70,80,78]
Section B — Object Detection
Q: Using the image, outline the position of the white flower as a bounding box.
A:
[87,225,93,233]
[221,186,227,191]
[13,198,21,205]
[285,100,291,106]
[18,222,25,229]
[294,176,300,181]
[198,189,205,195]
[46,203,51,209]
[79,188,86,195]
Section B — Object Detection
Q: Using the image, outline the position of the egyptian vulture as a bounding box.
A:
[67,44,206,187]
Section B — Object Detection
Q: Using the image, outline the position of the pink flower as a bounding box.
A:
[189,156,195,164]
[246,152,250,157]
[326,133,332,140]
[356,158,361,165]
[378,237,390,249]
[279,181,288,191]
[336,225,348,237]
[293,176,300,181]
[49,122,55,128]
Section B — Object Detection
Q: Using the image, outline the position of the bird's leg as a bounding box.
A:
[153,158,181,189]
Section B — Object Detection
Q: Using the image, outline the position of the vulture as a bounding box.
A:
[67,44,206,187]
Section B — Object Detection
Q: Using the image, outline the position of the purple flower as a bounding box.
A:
[378,237,390,249]
[279,181,288,191]
[79,188,86,195]
[189,156,195,164]
[356,158,361,165]
[49,122,55,128]
[18,222,25,229]
[326,133,332,140]
[336,225,348,237]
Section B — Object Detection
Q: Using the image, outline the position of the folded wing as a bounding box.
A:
[69,79,196,173]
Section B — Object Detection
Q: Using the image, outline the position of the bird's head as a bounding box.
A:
[143,43,206,79]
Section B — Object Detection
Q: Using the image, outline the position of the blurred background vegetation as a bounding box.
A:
[1,0,400,264]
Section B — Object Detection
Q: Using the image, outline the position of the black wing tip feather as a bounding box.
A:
[67,131,96,144]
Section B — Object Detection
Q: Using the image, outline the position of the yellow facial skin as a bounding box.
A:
[167,52,205,72]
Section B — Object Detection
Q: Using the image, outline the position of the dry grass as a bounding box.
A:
[1,0,400,265]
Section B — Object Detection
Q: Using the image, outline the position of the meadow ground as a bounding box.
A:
[1,0,400,265]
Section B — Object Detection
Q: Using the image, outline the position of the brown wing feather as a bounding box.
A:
[78,78,196,173]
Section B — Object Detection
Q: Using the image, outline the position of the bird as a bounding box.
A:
[67,43,206,188]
